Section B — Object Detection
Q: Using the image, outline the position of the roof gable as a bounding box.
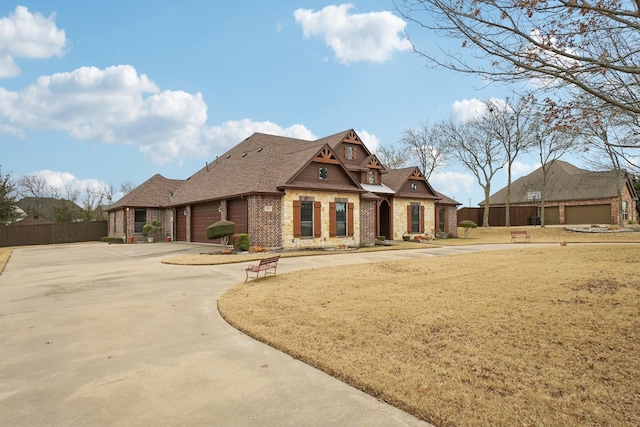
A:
[108,174,184,210]
[384,167,439,199]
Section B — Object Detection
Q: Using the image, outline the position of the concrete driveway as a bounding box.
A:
[0,242,539,426]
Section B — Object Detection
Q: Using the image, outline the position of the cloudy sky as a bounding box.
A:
[2,1,545,206]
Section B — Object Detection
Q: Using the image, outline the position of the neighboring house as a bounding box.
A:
[107,174,185,242]
[485,160,638,225]
[12,214,54,226]
[107,129,448,247]
[17,197,84,222]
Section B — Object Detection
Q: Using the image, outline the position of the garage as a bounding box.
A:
[191,201,222,243]
[565,204,611,225]
[543,206,560,225]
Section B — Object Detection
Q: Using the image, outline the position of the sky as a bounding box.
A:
[1,1,552,207]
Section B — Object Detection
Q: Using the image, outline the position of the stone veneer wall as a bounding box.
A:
[392,198,436,239]
[248,195,282,247]
[359,200,377,247]
[282,189,360,249]
[446,206,458,237]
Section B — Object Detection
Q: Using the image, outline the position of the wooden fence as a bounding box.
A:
[0,221,107,247]
[457,206,540,227]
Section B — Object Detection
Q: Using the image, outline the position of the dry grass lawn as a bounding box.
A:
[219,242,640,426]
[0,248,12,274]
[164,225,640,266]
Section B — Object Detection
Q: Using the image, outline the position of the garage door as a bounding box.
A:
[228,198,248,234]
[565,204,611,225]
[192,201,222,243]
[175,206,187,241]
[543,206,560,225]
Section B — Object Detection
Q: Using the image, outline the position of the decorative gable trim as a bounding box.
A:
[342,130,363,145]
[366,156,385,170]
[409,168,425,180]
[315,147,340,164]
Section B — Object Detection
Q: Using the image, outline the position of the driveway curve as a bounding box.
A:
[0,242,548,426]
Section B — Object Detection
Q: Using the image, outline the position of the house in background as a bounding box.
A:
[17,197,84,223]
[485,160,638,225]
[107,129,453,247]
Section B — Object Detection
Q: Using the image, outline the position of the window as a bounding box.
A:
[329,201,354,237]
[411,182,417,191]
[622,201,628,220]
[345,145,355,160]
[319,167,328,180]
[134,209,146,233]
[407,203,424,234]
[300,201,313,237]
[411,204,420,233]
[368,170,376,184]
[335,202,347,236]
[293,200,321,238]
[438,206,446,232]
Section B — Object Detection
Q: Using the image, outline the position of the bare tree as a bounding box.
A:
[395,0,640,120]
[441,116,506,227]
[120,180,136,195]
[400,122,447,179]
[376,144,410,169]
[18,172,50,215]
[532,120,576,226]
[482,96,537,226]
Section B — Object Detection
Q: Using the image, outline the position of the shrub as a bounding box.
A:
[458,220,477,238]
[206,220,235,246]
[232,233,250,251]
[142,220,162,239]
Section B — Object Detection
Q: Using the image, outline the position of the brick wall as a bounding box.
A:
[359,200,377,246]
[248,195,282,247]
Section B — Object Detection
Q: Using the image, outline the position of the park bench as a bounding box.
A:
[245,255,281,282]
[511,230,530,243]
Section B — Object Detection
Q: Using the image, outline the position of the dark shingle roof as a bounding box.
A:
[486,160,634,205]
[108,174,184,210]
[170,132,362,205]
[435,191,461,206]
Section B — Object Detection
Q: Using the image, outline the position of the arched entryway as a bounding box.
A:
[378,199,392,240]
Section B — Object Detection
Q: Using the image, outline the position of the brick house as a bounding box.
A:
[485,160,638,225]
[107,129,453,247]
[107,174,184,242]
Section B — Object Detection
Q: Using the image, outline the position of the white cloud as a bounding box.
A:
[294,4,411,64]
[202,119,317,152]
[356,129,379,153]
[510,160,539,180]
[22,169,114,201]
[429,170,475,200]
[0,65,209,164]
[451,98,487,122]
[0,6,66,78]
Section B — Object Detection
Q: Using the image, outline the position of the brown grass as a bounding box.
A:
[164,226,640,265]
[219,243,640,426]
[0,248,12,274]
